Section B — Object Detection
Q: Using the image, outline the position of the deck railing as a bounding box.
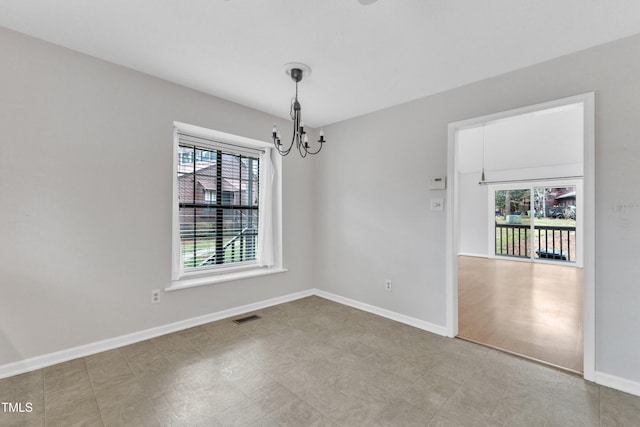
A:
[495,223,576,262]
[199,226,257,266]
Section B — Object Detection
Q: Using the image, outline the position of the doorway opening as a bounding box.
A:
[446,93,595,379]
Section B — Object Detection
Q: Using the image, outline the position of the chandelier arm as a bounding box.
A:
[283,130,293,156]
[273,140,292,156]
[305,141,323,155]
[298,140,308,158]
[273,125,294,156]
[277,140,293,156]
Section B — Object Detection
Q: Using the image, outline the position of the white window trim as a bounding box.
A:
[168,122,285,291]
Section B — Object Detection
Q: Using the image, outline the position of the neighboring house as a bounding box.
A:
[178,152,259,224]
[177,152,258,208]
[177,150,259,249]
[545,187,576,217]
[178,164,241,208]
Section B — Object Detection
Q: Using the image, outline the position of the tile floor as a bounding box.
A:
[1,296,639,426]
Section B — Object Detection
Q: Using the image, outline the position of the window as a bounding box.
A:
[204,189,217,204]
[171,122,283,289]
[178,143,259,270]
[181,151,193,164]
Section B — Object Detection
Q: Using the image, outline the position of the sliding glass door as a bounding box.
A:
[490,182,580,264]
[532,185,577,262]
[494,187,531,258]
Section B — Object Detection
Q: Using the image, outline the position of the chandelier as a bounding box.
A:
[272,63,325,157]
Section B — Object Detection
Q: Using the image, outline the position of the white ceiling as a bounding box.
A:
[2,1,640,128]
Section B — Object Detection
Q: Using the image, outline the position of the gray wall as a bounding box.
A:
[3,24,640,386]
[0,28,314,366]
[315,33,640,383]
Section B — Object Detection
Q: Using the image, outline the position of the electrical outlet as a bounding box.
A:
[151,289,161,304]
[385,280,392,291]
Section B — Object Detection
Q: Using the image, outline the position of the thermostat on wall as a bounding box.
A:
[429,176,446,190]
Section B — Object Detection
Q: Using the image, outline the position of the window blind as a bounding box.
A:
[177,133,260,273]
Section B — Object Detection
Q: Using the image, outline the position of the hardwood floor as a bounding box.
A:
[458,255,584,373]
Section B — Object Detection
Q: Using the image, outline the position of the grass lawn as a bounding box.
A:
[495,216,576,227]
[182,235,255,267]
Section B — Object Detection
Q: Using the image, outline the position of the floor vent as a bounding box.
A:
[233,314,261,325]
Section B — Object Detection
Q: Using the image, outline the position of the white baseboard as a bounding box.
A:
[457,252,488,258]
[314,289,448,337]
[0,288,447,379]
[0,289,314,380]
[595,371,640,397]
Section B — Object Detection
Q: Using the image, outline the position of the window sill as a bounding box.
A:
[166,267,288,292]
